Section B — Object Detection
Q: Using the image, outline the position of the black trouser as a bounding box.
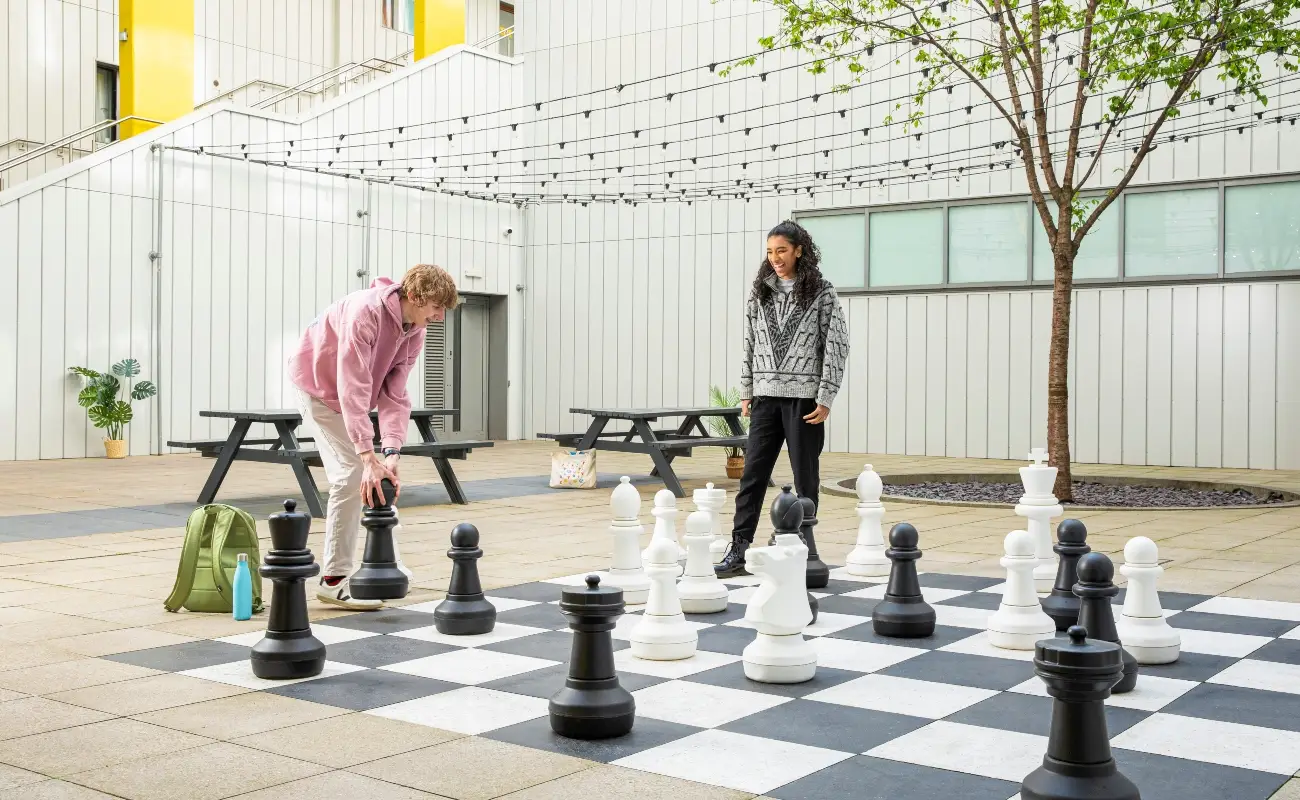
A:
[731,396,825,543]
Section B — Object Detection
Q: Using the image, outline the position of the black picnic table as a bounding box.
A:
[167,409,493,517]
[540,406,756,498]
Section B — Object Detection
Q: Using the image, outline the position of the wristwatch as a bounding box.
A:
[382,447,400,457]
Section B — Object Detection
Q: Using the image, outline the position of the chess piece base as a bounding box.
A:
[743,633,817,684]
[1112,651,1139,694]
[349,563,409,600]
[1020,755,1140,800]
[1115,617,1181,665]
[602,570,650,605]
[844,548,889,577]
[806,559,830,589]
[872,596,936,638]
[678,580,729,613]
[1041,594,1082,631]
[987,615,1057,651]
[629,616,697,660]
[250,629,326,679]
[1121,641,1180,665]
[433,595,497,635]
[549,679,636,740]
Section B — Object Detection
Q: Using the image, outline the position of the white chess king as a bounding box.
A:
[602,476,651,605]
[742,533,817,683]
[1115,536,1181,664]
[845,464,889,577]
[643,489,687,562]
[628,535,697,660]
[1016,448,1064,593]
[678,510,729,613]
[987,529,1057,650]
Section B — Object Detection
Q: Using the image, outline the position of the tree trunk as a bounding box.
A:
[1048,245,1075,501]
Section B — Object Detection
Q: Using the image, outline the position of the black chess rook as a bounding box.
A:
[550,574,636,739]
[872,522,937,638]
[349,478,409,601]
[1074,552,1139,694]
[1020,625,1141,800]
[251,499,327,680]
[798,496,830,589]
[770,487,819,624]
[1042,519,1090,631]
[433,522,497,635]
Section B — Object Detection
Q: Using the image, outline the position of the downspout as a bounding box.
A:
[516,201,531,438]
[149,143,166,455]
[355,179,372,287]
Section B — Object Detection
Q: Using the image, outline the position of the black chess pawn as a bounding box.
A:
[771,487,819,624]
[1074,552,1138,694]
[549,574,636,739]
[1041,519,1090,631]
[1020,625,1140,800]
[798,496,831,589]
[349,478,409,601]
[251,500,326,679]
[872,522,936,638]
[433,523,497,635]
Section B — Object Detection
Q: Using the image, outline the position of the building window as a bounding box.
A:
[948,202,1028,283]
[499,2,515,56]
[799,213,866,288]
[1225,181,1300,273]
[95,64,118,144]
[382,0,415,34]
[1124,188,1219,277]
[1032,199,1120,281]
[869,208,943,287]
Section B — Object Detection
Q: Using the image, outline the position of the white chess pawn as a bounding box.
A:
[678,510,729,613]
[603,476,651,605]
[987,529,1057,650]
[1016,448,1064,593]
[1116,537,1181,664]
[742,533,817,683]
[845,464,889,577]
[628,535,697,660]
[692,483,729,565]
[643,489,687,562]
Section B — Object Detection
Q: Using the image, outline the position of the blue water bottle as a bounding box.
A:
[232,553,253,621]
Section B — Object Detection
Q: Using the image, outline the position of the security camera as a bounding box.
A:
[504,227,514,236]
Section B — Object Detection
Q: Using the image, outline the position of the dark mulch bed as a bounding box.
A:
[884,481,1291,508]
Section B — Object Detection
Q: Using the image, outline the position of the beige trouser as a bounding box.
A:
[295,389,403,578]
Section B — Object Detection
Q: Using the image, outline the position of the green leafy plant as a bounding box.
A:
[69,359,158,442]
[724,0,1299,499]
[707,385,750,458]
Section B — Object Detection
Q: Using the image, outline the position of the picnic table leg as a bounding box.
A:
[197,419,253,506]
[633,419,685,498]
[273,420,325,519]
[413,416,469,505]
[649,415,699,480]
[576,416,609,450]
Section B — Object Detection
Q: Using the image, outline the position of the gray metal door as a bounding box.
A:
[450,296,490,441]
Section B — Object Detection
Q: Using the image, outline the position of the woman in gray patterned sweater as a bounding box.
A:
[716,220,851,578]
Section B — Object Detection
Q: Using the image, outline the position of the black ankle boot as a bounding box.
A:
[714,536,751,578]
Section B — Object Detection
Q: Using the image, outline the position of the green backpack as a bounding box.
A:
[165,504,264,614]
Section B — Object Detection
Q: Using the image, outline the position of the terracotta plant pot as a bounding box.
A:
[104,439,127,459]
[725,455,745,479]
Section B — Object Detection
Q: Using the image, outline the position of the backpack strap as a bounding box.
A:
[208,506,240,606]
[164,506,211,612]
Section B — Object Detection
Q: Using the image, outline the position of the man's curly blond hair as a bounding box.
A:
[400,264,460,309]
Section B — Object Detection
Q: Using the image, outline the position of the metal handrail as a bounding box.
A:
[0,116,164,173]
[252,51,415,110]
[194,78,295,110]
[473,25,515,50]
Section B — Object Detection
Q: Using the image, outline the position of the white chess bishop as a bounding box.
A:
[628,535,697,660]
[602,476,650,605]
[677,510,729,613]
[845,464,889,577]
[742,533,817,683]
[987,529,1058,650]
[692,483,728,564]
[1115,536,1181,664]
[1016,448,1064,593]
[643,489,687,562]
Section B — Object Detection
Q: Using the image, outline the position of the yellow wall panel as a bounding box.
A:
[415,0,465,60]
[120,0,195,138]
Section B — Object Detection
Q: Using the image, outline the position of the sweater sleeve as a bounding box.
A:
[739,298,755,400]
[336,314,380,453]
[816,290,850,408]
[376,333,422,450]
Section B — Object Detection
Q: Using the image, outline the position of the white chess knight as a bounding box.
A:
[692,483,729,565]
[628,535,697,660]
[643,490,687,562]
[602,476,651,605]
[987,529,1057,650]
[845,464,889,577]
[1016,448,1064,593]
[678,510,729,613]
[1115,536,1181,664]
[742,533,817,683]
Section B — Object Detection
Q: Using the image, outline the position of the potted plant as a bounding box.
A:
[707,385,749,479]
[69,359,157,459]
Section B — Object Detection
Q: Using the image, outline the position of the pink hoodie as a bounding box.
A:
[289,277,425,454]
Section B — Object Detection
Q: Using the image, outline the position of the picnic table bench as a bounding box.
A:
[540,406,755,498]
[168,408,493,517]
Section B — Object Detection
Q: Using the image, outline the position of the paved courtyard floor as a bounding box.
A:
[0,441,1297,799]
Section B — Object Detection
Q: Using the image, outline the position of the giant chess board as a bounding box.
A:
[107,567,1300,800]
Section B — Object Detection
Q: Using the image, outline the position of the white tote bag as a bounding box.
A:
[550,448,597,489]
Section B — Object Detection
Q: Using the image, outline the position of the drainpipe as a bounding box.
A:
[355,180,372,288]
[149,143,166,455]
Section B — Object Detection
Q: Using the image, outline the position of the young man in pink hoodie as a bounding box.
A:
[289,264,459,610]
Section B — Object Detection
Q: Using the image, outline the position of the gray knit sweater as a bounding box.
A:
[740,274,850,407]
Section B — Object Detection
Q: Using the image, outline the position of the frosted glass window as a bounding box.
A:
[948,202,1029,283]
[1225,182,1300,273]
[869,208,943,286]
[1032,201,1120,281]
[382,0,415,34]
[1124,189,1218,276]
[798,213,865,288]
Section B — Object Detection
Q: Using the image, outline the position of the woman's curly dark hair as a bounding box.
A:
[752,220,825,307]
